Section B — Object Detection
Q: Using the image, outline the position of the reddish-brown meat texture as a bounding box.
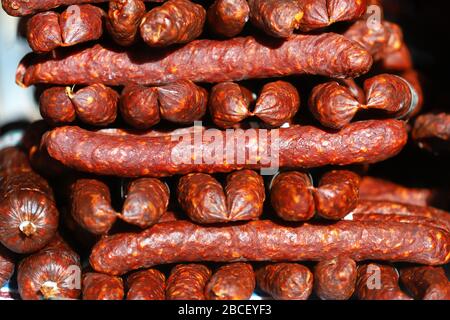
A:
[253,81,300,127]
[157,80,208,124]
[18,245,81,300]
[297,0,367,32]
[127,268,166,300]
[166,264,211,300]
[68,84,119,126]
[178,170,264,224]
[70,178,117,235]
[349,200,450,232]
[121,178,169,228]
[248,0,303,38]
[60,4,104,46]
[381,44,413,72]
[17,33,372,87]
[356,263,412,300]
[344,20,403,61]
[39,87,76,125]
[400,266,450,300]
[82,272,124,300]
[89,220,450,275]
[256,263,313,300]
[270,171,315,221]
[205,263,255,300]
[207,0,249,37]
[359,176,434,207]
[0,148,59,254]
[309,74,418,129]
[43,119,407,177]
[0,245,14,287]
[26,12,62,53]
[140,0,205,47]
[120,85,160,129]
[412,113,450,152]
[106,0,146,46]
[209,82,252,128]
[314,256,357,300]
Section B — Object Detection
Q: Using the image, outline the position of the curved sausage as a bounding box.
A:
[120,84,160,129]
[400,266,450,300]
[205,263,255,300]
[412,113,450,153]
[106,0,146,46]
[126,269,166,300]
[166,264,211,300]
[39,87,76,125]
[207,0,249,38]
[82,272,124,300]
[26,12,62,53]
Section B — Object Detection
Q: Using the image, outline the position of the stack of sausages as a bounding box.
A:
[1,0,449,301]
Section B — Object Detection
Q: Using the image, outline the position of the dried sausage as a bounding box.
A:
[126,268,166,300]
[26,12,62,53]
[205,263,255,300]
[106,0,146,46]
[120,85,160,129]
[207,0,249,38]
[82,272,124,300]
[89,219,450,275]
[39,87,76,125]
[43,119,407,177]
[400,266,450,300]
[166,264,211,300]
[0,245,14,287]
[356,263,412,300]
[412,113,450,153]
[17,33,373,87]
[139,0,205,47]
[314,256,357,300]
[256,263,313,300]
[120,178,169,228]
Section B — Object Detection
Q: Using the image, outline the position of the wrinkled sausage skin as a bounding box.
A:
[166,264,211,300]
[106,0,146,46]
[207,0,249,38]
[39,87,76,125]
[82,272,124,300]
[26,12,62,53]
[120,84,160,129]
[127,268,166,300]
[205,263,255,300]
[400,266,450,300]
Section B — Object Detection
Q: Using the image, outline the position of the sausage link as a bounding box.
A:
[248,0,303,38]
[39,87,76,125]
[166,264,211,300]
[70,178,117,235]
[140,0,205,47]
[26,12,62,53]
[120,84,160,129]
[43,119,407,177]
[106,0,146,46]
[209,82,252,129]
[412,113,450,153]
[313,170,360,220]
[205,263,255,300]
[381,44,413,72]
[356,263,412,300]
[67,84,119,127]
[17,33,372,87]
[0,245,14,287]
[127,269,166,300]
[400,70,423,116]
[256,263,313,300]
[400,266,450,300]
[0,146,31,174]
[0,147,59,254]
[253,81,300,127]
[207,0,250,38]
[89,220,450,275]
[270,171,315,221]
[156,80,208,124]
[314,256,357,300]
[82,272,124,300]
[121,178,170,228]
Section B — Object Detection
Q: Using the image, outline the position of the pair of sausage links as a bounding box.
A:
[309,74,418,129]
[205,263,255,300]
[26,4,104,53]
[412,113,450,153]
[210,81,299,128]
[356,263,412,300]
[17,33,373,87]
[106,0,146,46]
[43,119,407,177]
[82,272,124,300]
[207,0,249,38]
[256,263,313,300]
[166,264,211,300]
[271,170,360,221]
[400,266,450,300]
[89,220,450,275]
[120,81,207,129]
[40,84,119,126]
[314,256,357,300]
[140,0,205,47]
[127,268,166,300]
[0,147,59,254]
[0,245,15,287]
[178,170,265,224]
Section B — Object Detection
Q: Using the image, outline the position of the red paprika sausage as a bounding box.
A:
[82,272,124,300]
[207,0,249,38]
[205,263,255,300]
[120,84,160,129]
[0,245,14,287]
[106,0,146,46]
[39,87,76,125]
[400,266,450,300]
[126,269,166,300]
[412,113,450,153]
[26,12,62,53]
[166,264,211,300]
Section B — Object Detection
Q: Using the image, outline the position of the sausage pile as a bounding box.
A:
[1,0,449,301]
